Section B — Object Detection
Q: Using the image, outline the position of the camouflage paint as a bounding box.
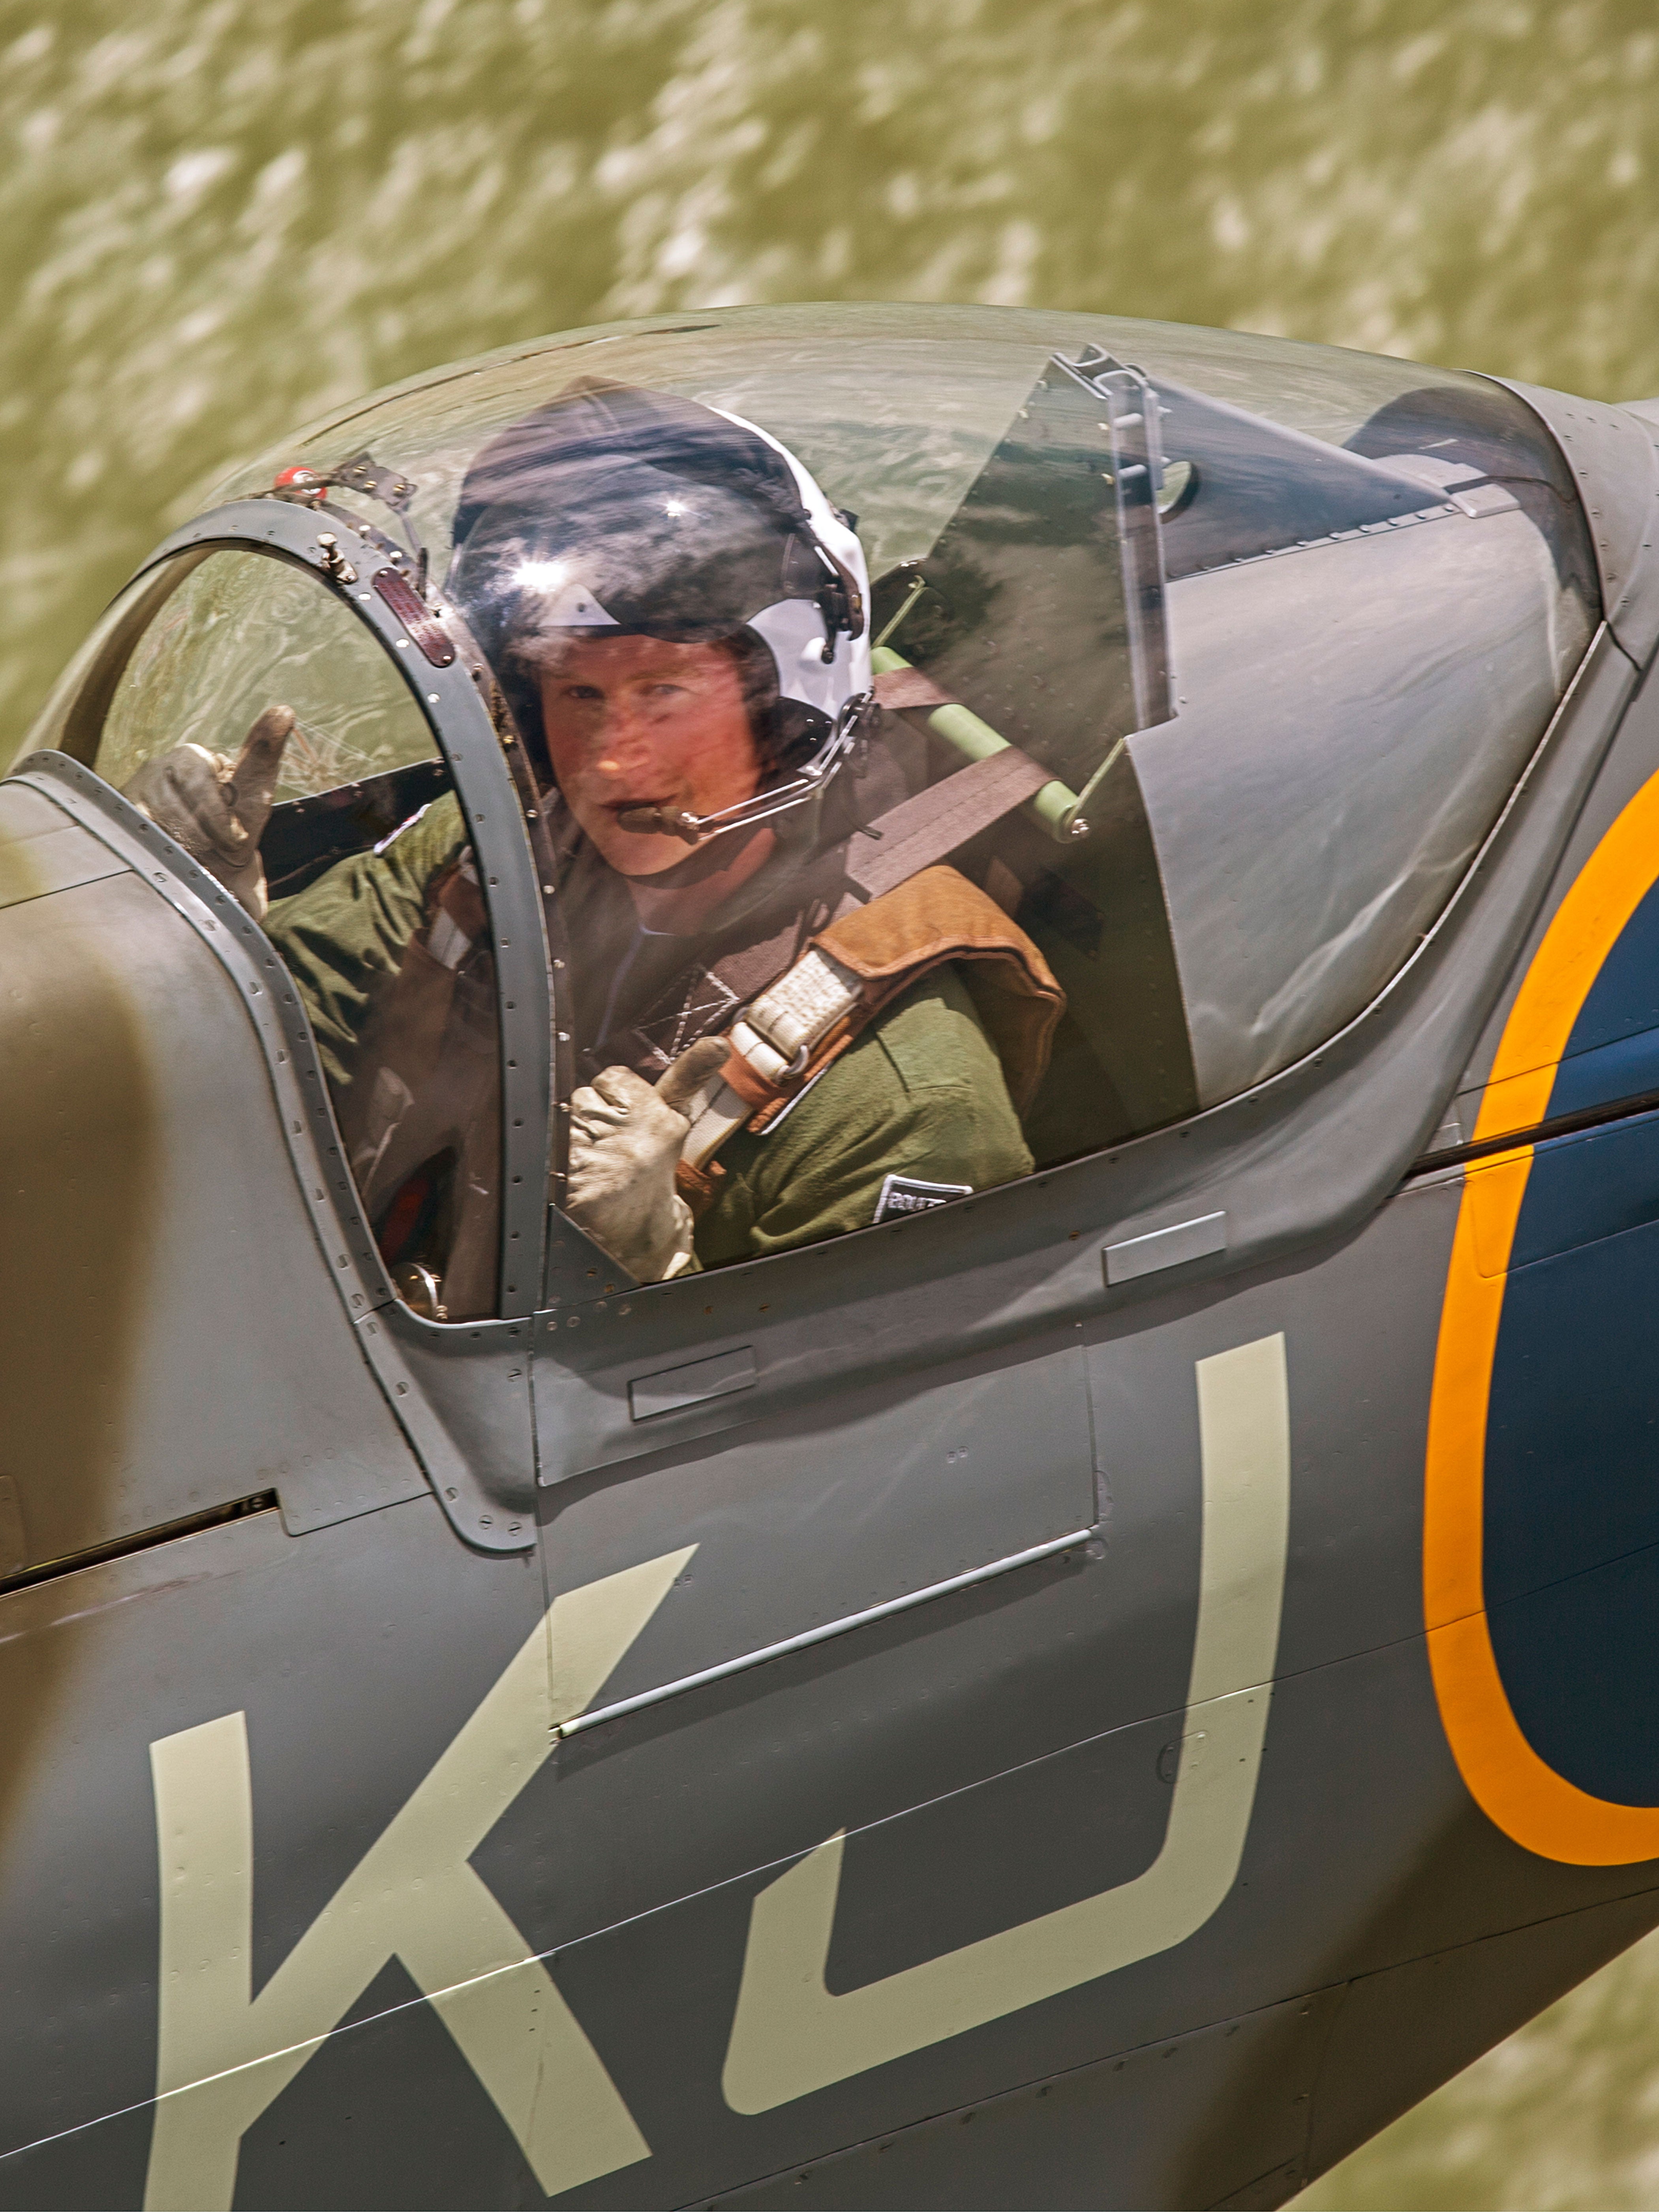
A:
[0,791,158,1833]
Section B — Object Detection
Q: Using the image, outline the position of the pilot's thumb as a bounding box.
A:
[655,1034,730,1121]
[229,704,295,835]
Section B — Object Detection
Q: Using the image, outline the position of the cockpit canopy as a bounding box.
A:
[28,305,1601,1319]
[210,305,1596,1133]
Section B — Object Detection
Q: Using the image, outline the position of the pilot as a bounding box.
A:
[125,382,1062,1293]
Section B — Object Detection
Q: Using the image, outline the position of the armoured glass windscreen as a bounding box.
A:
[88,549,439,805]
[38,546,504,1323]
[866,347,1172,795]
[191,306,1602,1279]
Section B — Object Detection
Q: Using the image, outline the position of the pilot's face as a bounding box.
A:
[537,633,761,878]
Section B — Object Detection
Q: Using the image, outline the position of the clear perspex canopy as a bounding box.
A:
[28,303,1599,1309]
[210,305,1595,1139]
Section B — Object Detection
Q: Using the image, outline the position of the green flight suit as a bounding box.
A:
[268,792,1033,1268]
[267,792,469,1093]
[695,966,1031,1263]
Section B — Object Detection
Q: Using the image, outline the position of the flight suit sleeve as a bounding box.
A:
[265,792,469,1091]
[694,962,1034,1267]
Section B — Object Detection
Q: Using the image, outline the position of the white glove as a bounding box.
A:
[565,1040,731,1282]
[123,704,294,919]
[566,1064,697,1282]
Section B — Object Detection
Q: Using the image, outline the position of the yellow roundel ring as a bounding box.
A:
[1426,764,1659,1864]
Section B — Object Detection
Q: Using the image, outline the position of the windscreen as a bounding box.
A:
[871,347,1173,793]
[25,546,504,1322]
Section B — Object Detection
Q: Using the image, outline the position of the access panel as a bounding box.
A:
[537,1327,1098,1714]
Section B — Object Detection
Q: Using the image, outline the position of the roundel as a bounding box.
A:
[1427,764,1659,1863]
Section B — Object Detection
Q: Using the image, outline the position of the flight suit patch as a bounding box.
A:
[872,1173,972,1223]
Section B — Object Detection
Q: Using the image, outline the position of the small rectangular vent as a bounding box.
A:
[1105,1211,1227,1285]
[629,1346,757,1422]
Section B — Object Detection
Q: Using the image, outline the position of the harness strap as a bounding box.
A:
[871,664,959,713]
[647,721,1071,1211]
[845,747,1054,899]
[677,864,1064,1202]
[675,729,1050,1019]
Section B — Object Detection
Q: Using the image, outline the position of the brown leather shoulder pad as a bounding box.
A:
[814,865,1065,1117]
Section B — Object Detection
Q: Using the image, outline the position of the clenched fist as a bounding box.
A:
[123,704,295,919]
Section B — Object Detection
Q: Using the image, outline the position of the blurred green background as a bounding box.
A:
[8,2,1659,2201]
[10,0,1659,768]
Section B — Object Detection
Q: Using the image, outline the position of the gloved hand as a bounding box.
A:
[122,704,295,919]
[566,1065,697,1282]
